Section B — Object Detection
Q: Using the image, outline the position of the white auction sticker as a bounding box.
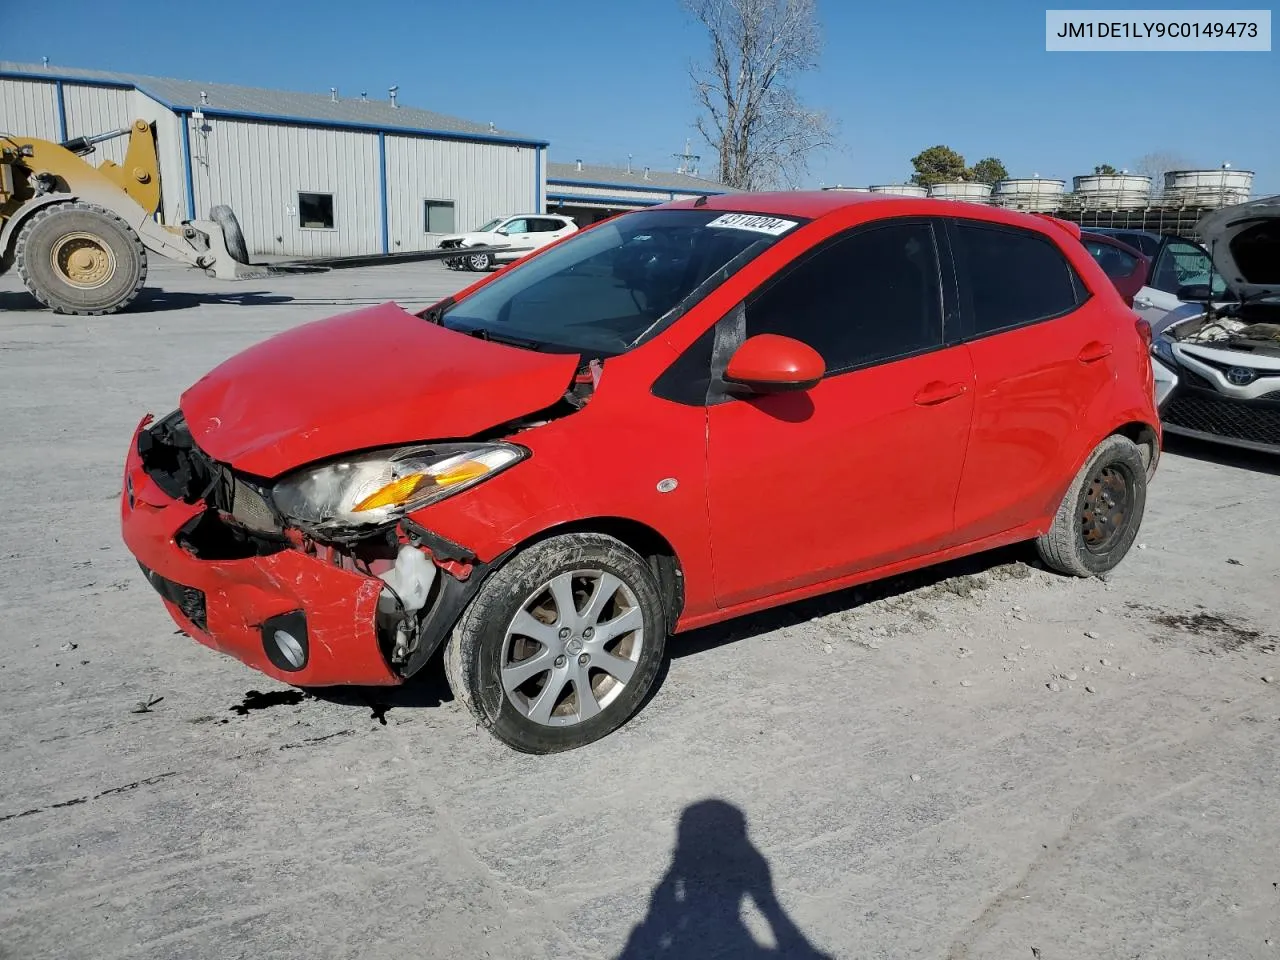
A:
[1046,10,1271,51]
[705,213,799,235]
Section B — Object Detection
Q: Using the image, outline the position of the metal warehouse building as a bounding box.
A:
[1,61,547,257]
[547,160,735,226]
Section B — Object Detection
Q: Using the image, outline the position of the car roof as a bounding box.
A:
[659,190,1082,237]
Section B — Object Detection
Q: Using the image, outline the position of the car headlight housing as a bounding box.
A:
[272,442,526,535]
[1151,336,1176,367]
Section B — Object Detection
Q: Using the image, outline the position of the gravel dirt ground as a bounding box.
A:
[2,260,1278,960]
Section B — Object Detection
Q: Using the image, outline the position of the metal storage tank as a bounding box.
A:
[868,183,928,197]
[991,177,1066,212]
[1161,167,1254,207]
[1072,173,1152,210]
[927,181,993,203]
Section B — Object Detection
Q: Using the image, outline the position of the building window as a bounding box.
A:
[298,192,335,229]
[424,200,456,233]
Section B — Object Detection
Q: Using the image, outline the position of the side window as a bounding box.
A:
[744,221,944,374]
[501,218,529,235]
[533,218,564,233]
[298,192,335,229]
[1151,240,1228,296]
[1084,240,1138,279]
[1124,233,1160,257]
[952,221,1080,335]
[424,200,455,233]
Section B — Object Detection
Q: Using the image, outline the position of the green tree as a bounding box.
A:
[968,157,1008,184]
[910,145,967,186]
[1094,163,1118,175]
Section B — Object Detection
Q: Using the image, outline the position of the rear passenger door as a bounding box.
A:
[947,219,1115,542]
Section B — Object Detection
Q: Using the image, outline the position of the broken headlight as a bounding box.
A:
[272,442,526,534]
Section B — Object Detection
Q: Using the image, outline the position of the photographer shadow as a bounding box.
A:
[615,799,837,960]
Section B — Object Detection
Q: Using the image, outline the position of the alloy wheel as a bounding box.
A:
[501,569,645,726]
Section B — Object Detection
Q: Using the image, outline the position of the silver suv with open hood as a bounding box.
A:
[1150,195,1280,454]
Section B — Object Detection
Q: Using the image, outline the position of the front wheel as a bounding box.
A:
[14,202,147,315]
[444,533,667,753]
[1036,434,1148,577]
[466,250,492,271]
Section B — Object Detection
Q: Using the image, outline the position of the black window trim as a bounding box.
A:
[650,214,957,406]
[944,217,1091,344]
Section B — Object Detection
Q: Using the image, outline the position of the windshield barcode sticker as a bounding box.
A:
[705,214,799,235]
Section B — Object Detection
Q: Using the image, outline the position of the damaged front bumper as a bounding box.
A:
[120,415,489,687]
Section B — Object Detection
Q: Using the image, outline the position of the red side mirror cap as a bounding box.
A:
[724,334,825,394]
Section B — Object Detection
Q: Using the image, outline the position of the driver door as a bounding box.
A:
[1134,236,1228,327]
[497,218,534,261]
[705,218,975,608]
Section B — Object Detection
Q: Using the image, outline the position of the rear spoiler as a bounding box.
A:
[1031,213,1082,240]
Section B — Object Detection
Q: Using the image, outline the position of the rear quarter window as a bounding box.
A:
[951,221,1084,336]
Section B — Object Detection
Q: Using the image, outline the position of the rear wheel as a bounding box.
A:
[444,533,667,753]
[1036,435,1147,577]
[15,202,147,315]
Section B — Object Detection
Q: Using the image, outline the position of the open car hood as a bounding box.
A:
[1195,194,1280,301]
[179,303,579,478]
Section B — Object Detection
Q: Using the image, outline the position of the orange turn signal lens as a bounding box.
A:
[353,473,429,512]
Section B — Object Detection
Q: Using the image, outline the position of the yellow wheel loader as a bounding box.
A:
[0,119,267,316]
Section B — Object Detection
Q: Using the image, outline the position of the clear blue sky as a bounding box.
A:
[3,0,1276,191]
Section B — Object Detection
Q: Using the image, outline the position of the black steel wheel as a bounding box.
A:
[1036,434,1148,577]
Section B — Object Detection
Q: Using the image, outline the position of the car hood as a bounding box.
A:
[1195,194,1280,301]
[179,303,579,478]
[438,231,506,247]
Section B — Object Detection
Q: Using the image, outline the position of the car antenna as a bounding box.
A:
[694,194,708,207]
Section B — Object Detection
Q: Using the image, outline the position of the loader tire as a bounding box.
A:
[15,202,147,316]
[209,204,250,264]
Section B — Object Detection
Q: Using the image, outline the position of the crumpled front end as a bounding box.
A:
[120,412,480,686]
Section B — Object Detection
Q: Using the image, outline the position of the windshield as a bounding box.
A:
[440,209,805,355]
[474,218,504,233]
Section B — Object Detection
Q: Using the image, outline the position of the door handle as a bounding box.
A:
[913,381,967,406]
[1133,296,1154,308]
[1078,341,1114,363]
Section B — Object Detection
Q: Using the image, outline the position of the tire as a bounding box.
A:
[1036,435,1147,577]
[209,204,250,264]
[445,533,667,754]
[15,202,147,315]
[467,250,492,271]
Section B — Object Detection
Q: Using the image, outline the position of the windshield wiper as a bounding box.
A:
[458,324,545,351]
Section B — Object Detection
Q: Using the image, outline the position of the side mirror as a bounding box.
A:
[723,334,825,395]
[1177,283,1212,301]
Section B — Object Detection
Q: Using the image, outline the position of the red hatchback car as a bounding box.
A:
[121,192,1161,753]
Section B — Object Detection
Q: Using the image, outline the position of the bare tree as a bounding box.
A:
[684,0,835,190]
[1132,151,1193,195]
